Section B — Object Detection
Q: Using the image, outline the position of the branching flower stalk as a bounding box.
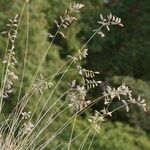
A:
[88,84,147,133]
[0,14,19,112]
[0,1,26,112]
[62,94,145,150]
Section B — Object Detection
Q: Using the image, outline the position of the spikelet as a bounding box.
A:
[85,79,102,90]
[67,81,91,113]
[88,110,105,133]
[94,13,124,38]
[32,74,53,94]
[76,66,100,77]
[78,49,88,60]
[70,3,84,13]
[98,13,124,28]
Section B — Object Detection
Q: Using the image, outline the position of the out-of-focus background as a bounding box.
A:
[0,0,150,149]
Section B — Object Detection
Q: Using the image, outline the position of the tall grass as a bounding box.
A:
[0,1,147,149]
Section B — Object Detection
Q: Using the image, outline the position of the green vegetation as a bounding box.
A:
[0,0,149,149]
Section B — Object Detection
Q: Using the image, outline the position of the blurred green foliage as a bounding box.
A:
[0,0,150,149]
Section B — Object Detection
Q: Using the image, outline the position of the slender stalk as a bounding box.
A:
[79,129,91,150]
[33,95,104,149]
[17,0,29,101]
[61,126,92,150]
[87,132,96,150]
[68,113,77,150]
